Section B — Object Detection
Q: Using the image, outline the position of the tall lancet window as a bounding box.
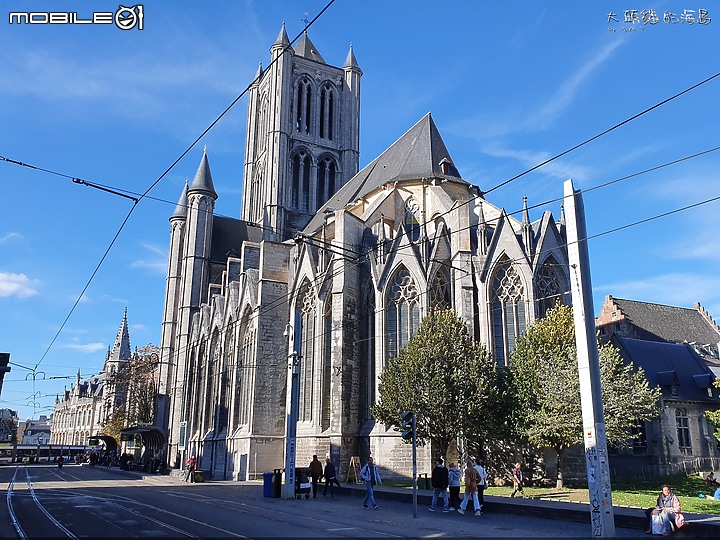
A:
[491,257,527,366]
[404,198,421,242]
[296,78,312,135]
[321,294,332,429]
[298,283,316,422]
[318,156,337,206]
[537,256,563,317]
[360,274,376,420]
[386,268,420,362]
[430,267,451,311]
[319,83,335,140]
[291,150,312,211]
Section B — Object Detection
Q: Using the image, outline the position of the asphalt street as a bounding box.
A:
[1,463,652,538]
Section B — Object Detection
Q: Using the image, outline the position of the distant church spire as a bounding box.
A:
[104,308,131,373]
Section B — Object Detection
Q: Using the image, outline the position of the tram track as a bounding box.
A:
[7,465,78,539]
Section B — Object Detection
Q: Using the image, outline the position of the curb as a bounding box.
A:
[340,484,720,538]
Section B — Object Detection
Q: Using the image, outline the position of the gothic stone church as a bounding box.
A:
[156,26,570,480]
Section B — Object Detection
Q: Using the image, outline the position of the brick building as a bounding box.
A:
[596,296,720,475]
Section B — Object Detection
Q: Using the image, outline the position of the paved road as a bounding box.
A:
[1,464,649,538]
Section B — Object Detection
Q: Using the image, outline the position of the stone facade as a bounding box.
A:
[50,310,132,446]
[157,28,571,481]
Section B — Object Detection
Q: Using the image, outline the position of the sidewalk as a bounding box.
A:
[340,482,720,538]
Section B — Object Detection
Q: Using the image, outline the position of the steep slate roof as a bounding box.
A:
[304,113,468,233]
[612,336,716,403]
[172,181,188,220]
[344,45,360,70]
[189,148,217,198]
[210,216,264,262]
[294,33,325,63]
[610,298,720,345]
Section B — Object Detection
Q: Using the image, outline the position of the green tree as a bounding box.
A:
[101,344,159,438]
[706,379,720,442]
[373,308,501,459]
[508,304,661,488]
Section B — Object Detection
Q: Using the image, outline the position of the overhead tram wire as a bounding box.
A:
[357,69,720,257]
[0,155,358,260]
[241,189,720,369]
[167,141,720,364]
[482,70,720,196]
[27,0,338,376]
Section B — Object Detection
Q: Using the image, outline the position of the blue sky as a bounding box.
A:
[1,1,719,421]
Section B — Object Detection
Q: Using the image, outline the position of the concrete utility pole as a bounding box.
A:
[563,179,616,538]
[284,312,301,500]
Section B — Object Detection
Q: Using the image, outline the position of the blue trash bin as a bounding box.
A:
[263,472,274,497]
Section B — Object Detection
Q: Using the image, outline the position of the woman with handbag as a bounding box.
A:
[645,485,684,536]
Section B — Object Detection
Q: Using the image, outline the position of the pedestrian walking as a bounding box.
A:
[511,462,525,497]
[474,458,488,512]
[309,455,324,498]
[323,457,341,497]
[448,462,462,510]
[458,460,482,516]
[429,457,451,512]
[186,455,197,483]
[360,456,382,509]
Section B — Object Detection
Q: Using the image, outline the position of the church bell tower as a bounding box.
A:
[241,25,362,241]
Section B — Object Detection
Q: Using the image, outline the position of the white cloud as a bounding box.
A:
[0,272,40,299]
[131,242,168,274]
[526,38,625,130]
[481,144,592,182]
[0,232,23,243]
[450,38,625,141]
[58,342,107,354]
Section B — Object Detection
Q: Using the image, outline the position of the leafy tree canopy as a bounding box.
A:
[373,308,501,458]
[508,304,660,487]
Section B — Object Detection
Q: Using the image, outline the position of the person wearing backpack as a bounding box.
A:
[360,456,382,509]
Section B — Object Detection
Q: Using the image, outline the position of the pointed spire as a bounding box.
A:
[478,202,488,255]
[273,22,290,48]
[76,369,81,386]
[171,179,189,220]
[344,44,360,70]
[189,147,217,199]
[106,308,132,370]
[253,62,263,83]
[522,195,534,256]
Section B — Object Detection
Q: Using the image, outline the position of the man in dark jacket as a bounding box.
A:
[323,457,342,497]
[429,457,451,512]
[309,455,324,498]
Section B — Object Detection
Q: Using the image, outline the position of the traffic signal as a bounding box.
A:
[400,411,414,442]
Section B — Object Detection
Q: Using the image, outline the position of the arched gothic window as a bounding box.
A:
[321,294,332,429]
[359,274,376,420]
[387,268,420,362]
[319,83,335,140]
[404,198,421,242]
[491,258,527,366]
[296,78,312,135]
[298,284,316,422]
[317,156,337,207]
[291,150,311,211]
[537,256,563,317]
[430,267,451,311]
